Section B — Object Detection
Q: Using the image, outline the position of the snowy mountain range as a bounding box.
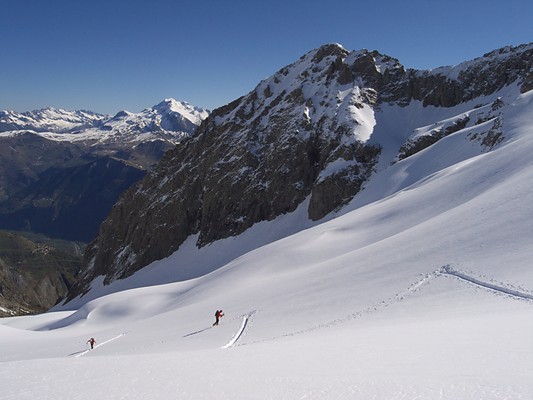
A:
[0,98,209,146]
[0,107,107,133]
[0,98,209,243]
[1,43,532,399]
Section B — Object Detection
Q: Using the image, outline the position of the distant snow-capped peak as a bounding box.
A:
[96,98,210,142]
[152,98,210,125]
[0,98,210,144]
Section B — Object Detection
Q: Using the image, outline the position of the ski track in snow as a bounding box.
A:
[72,333,126,357]
[65,267,533,353]
[240,266,533,346]
[440,265,533,301]
[222,311,256,348]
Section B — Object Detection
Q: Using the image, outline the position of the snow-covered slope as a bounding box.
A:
[1,86,532,399]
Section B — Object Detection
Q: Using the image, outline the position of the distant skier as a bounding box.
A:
[213,310,224,326]
[87,337,96,350]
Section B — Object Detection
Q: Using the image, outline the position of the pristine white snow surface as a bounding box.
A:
[1,89,533,399]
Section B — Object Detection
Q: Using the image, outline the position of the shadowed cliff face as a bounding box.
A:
[0,231,81,316]
[67,43,533,301]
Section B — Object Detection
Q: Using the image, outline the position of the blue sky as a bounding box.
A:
[1,0,531,114]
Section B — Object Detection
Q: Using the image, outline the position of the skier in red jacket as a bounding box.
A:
[87,337,96,350]
[213,310,224,326]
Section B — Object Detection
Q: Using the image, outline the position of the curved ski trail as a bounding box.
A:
[243,265,533,346]
[73,333,126,357]
[222,311,255,349]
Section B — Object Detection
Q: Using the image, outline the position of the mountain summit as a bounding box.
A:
[66,43,532,301]
[152,98,209,126]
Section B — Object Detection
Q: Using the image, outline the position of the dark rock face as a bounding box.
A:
[67,43,533,300]
[373,44,533,107]
[75,113,381,290]
[0,231,81,316]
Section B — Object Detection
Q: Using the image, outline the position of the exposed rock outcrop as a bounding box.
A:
[0,231,80,316]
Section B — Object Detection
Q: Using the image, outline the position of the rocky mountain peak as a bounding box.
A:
[310,43,349,63]
[111,110,133,119]
[66,42,533,301]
